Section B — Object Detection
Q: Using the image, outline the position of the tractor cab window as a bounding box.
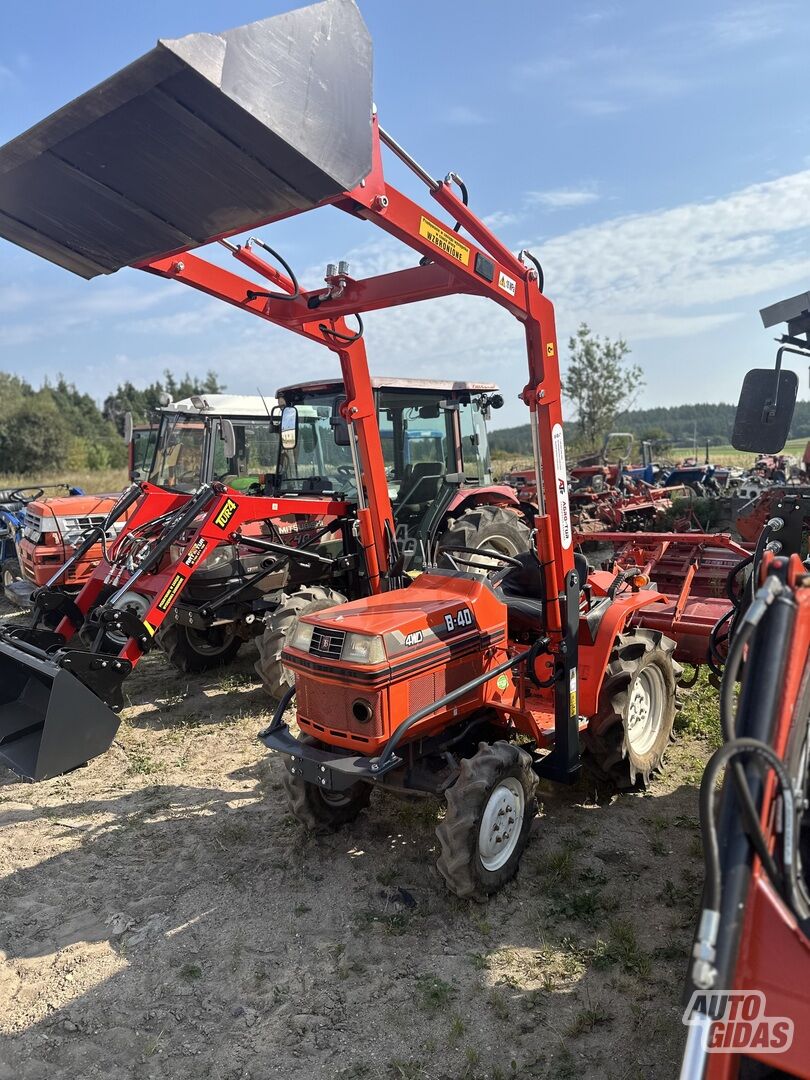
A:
[459,399,491,484]
[272,395,357,497]
[212,419,280,493]
[148,414,206,493]
[379,391,453,526]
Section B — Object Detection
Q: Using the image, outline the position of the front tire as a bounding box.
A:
[255,586,347,700]
[158,623,242,673]
[283,735,371,832]
[2,558,21,590]
[436,740,538,901]
[582,628,680,794]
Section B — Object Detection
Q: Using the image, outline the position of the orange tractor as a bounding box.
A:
[0,0,542,781]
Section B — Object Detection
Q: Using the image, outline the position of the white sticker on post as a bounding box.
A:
[551,422,572,549]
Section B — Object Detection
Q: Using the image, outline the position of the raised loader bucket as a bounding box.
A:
[0,0,372,278]
[0,638,122,781]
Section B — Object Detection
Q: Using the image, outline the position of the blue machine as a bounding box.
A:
[0,484,84,603]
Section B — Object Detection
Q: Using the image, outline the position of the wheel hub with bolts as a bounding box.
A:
[626,666,665,757]
[478,777,525,872]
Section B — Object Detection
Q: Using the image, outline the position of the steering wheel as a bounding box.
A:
[440,544,525,585]
[335,464,355,480]
[10,486,44,504]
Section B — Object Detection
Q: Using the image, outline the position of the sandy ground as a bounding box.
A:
[0,603,714,1080]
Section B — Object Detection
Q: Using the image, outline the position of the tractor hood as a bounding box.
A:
[22,494,126,540]
[0,0,373,278]
[301,574,505,651]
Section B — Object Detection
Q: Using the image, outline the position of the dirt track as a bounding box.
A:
[0,620,713,1080]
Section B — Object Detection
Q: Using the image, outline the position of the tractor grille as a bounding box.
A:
[58,514,108,534]
[297,678,385,740]
[23,511,48,539]
[309,626,346,660]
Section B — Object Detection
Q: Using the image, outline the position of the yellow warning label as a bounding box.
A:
[157,573,185,613]
[570,692,577,717]
[546,342,556,357]
[214,497,238,531]
[419,216,470,266]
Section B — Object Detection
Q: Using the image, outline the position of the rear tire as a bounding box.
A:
[582,629,680,795]
[158,624,242,673]
[255,586,347,700]
[436,740,538,901]
[283,735,371,832]
[438,505,531,573]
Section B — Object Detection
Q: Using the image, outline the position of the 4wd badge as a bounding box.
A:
[214,497,238,531]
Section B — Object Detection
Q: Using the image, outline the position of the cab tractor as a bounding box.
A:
[0,0,538,781]
[255,376,528,698]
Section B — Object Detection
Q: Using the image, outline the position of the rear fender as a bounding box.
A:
[577,590,669,717]
[443,485,523,518]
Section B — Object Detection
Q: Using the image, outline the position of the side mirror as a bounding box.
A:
[220,418,237,460]
[331,399,350,447]
[123,411,134,444]
[732,366,799,454]
[280,406,299,450]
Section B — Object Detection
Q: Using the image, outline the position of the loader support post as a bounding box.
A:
[536,567,582,783]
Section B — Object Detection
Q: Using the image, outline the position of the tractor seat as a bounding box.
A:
[394,461,446,520]
[497,550,546,633]
[497,551,589,635]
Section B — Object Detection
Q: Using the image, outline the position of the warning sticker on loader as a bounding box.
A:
[551,423,572,549]
[498,271,516,296]
[214,497,238,531]
[419,216,470,266]
[156,572,185,613]
[183,538,207,568]
[569,667,578,718]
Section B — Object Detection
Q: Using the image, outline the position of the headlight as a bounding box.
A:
[201,543,236,570]
[290,621,315,652]
[342,632,385,665]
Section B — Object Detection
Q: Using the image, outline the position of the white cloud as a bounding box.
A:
[526,189,600,209]
[573,98,626,117]
[0,284,32,313]
[482,210,521,230]
[441,105,488,126]
[3,169,810,425]
[709,4,785,46]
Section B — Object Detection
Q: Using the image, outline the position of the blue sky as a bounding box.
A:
[1,0,809,428]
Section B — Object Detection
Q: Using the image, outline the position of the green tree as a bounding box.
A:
[562,324,644,453]
[103,370,226,433]
[2,398,71,474]
[639,426,672,456]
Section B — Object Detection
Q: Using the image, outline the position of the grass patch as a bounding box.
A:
[415,974,455,1010]
[675,669,721,747]
[565,1000,613,1037]
[126,747,164,776]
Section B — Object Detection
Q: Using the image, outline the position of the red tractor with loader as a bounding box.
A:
[681,291,810,1079]
[0,0,546,781]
